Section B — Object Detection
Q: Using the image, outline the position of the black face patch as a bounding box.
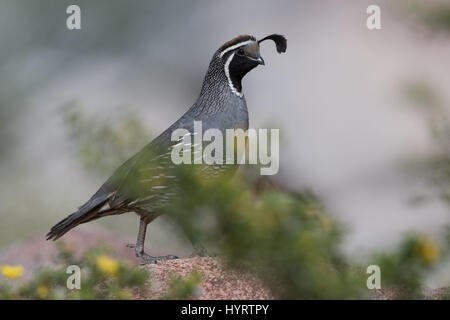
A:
[222,41,262,94]
[228,52,260,93]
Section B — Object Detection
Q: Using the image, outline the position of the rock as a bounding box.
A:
[144,257,273,299]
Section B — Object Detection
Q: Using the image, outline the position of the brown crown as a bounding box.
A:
[218,35,256,53]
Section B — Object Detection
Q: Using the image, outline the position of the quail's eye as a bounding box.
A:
[237,48,245,56]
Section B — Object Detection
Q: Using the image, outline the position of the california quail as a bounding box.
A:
[47,34,287,264]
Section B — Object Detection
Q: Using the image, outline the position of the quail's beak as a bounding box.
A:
[255,56,265,66]
[248,56,265,65]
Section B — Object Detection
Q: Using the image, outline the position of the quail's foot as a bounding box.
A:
[126,244,178,264]
[137,252,178,265]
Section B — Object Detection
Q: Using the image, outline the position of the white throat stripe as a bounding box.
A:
[224,52,243,97]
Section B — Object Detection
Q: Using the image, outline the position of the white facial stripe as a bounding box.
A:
[219,39,254,58]
[224,52,243,97]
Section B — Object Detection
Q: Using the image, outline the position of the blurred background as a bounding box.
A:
[0,0,449,287]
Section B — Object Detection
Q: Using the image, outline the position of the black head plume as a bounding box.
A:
[258,34,287,53]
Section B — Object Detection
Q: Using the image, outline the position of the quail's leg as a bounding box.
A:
[128,217,178,265]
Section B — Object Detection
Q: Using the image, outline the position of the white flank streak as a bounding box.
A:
[155,154,168,159]
[172,141,184,148]
[134,195,155,203]
[152,186,168,190]
[224,52,243,97]
[99,202,110,211]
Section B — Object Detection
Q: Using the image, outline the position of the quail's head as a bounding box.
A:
[216,34,287,95]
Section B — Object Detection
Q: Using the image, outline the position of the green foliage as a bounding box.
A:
[164,168,363,299]
[164,271,203,299]
[372,233,447,299]
[61,101,150,176]
[405,1,450,32]
[0,244,149,300]
[419,4,450,32]
[402,80,450,205]
[162,164,450,299]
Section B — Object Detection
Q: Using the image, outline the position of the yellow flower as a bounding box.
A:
[1,265,24,279]
[36,285,49,299]
[96,255,119,276]
[415,237,440,265]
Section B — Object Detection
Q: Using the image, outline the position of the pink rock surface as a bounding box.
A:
[0,226,136,281]
[145,257,273,300]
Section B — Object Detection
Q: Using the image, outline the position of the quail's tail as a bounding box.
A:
[46,193,111,241]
